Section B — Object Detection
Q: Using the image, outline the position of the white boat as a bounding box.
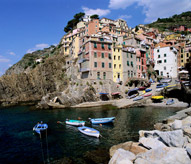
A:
[65,119,85,126]
[78,126,100,138]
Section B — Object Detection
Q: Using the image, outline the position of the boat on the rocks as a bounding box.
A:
[78,126,100,138]
[126,88,139,99]
[90,117,115,124]
[139,86,146,90]
[166,99,175,105]
[151,96,164,102]
[33,122,48,134]
[156,83,168,88]
[133,96,143,101]
[156,88,163,92]
[65,119,85,126]
[145,88,152,92]
[144,93,152,97]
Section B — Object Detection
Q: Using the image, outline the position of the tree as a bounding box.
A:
[90,14,99,19]
[135,26,139,32]
[64,12,85,33]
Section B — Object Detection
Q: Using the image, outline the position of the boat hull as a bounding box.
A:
[78,126,100,138]
[133,96,143,101]
[90,117,115,124]
[65,120,85,126]
[33,123,48,134]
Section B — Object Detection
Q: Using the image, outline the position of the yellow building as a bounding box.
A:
[112,44,123,82]
[73,36,80,59]
[165,34,181,41]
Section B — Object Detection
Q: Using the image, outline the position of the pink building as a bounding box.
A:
[85,19,99,36]
[78,35,113,80]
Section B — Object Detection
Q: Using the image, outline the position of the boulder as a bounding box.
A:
[171,120,182,130]
[139,137,166,149]
[109,148,135,164]
[109,141,147,157]
[135,147,191,164]
[139,130,186,148]
[182,116,191,127]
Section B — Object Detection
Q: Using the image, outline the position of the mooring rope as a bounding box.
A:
[40,133,45,164]
[45,129,50,164]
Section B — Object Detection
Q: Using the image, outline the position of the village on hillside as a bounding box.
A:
[59,14,191,84]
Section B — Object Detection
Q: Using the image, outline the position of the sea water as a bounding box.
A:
[0,105,181,163]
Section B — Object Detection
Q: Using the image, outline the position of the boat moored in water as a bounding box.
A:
[78,126,100,138]
[65,119,85,126]
[33,122,48,134]
[90,117,115,124]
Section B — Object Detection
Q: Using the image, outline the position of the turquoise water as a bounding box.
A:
[0,105,181,164]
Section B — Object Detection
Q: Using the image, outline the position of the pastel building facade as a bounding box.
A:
[154,46,178,78]
[78,35,113,80]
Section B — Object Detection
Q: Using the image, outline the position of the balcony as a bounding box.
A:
[78,58,89,64]
[79,68,90,72]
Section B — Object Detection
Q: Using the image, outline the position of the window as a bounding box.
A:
[158,55,160,58]
[181,48,183,53]
[114,55,116,60]
[118,49,120,52]
[164,54,166,57]
[108,44,111,50]
[127,61,129,66]
[131,61,133,67]
[102,62,105,68]
[109,63,112,68]
[97,72,100,79]
[161,71,163,76]
[118,56,120,60]
[94,52,97,58]
[101,43,104,49]
[157,60,162,64]
[139,58,140,62]
[119,64,121,69]
[94,43,97,48]
[142,59,144,65]
[164,66,166,70]
[139,65,141,70]
[127,53,129,58]
[102,53,104,58]
[181,60,184,63]
[187,53,189,57]
[114,64,116,69]
[94,62,97,67]
[114,48,116,52]
[157,49,159,52]
[181,54,183,58]
[103,72,106,80]
[128,70,130,77]
[142,66,144,71]
[131,54,133,58]
[164,59,167,63]
[108,53,112,59]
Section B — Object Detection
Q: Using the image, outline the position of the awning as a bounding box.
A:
[179,70,188,74]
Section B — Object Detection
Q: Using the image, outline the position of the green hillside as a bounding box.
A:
[147,11,191,32]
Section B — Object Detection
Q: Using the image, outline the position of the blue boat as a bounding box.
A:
[156,83,168,88]
[78,126,100,138]
[145,88,152,92]
[133,96,143,101]
[166,99,175,105]
[90,117,115,124]
[33,122,48,134]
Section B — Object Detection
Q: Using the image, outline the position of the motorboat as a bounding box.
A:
[78,126,100,138]
[33,122,48,134]
[90,117,115,124]
[65,119,85,126]
[151,96,164,100]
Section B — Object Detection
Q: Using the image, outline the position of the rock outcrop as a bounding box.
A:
[109,107,191,164]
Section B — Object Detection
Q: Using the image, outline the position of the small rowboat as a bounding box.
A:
[78,126,100,138]
[144,93,152,97]
[33,122,48,134]
[65,119,85,126]
[133,96,143,101]
[139,86,146,90]
[166,99,175,105]
[90,117,115,124]
[145,88,152,92]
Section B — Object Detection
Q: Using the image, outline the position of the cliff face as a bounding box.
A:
[0,54,69,106]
